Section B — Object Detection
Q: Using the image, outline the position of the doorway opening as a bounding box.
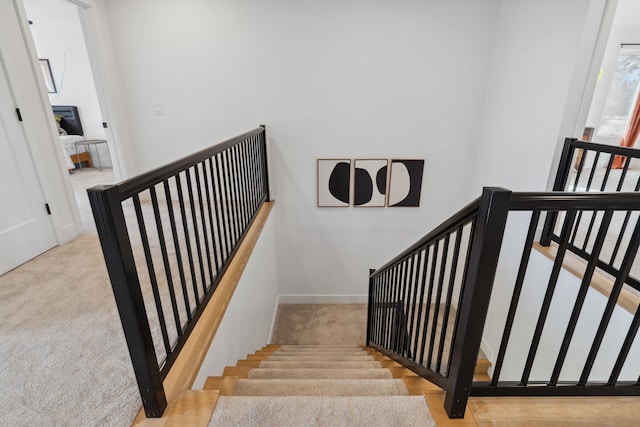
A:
[23,0,117,232]
[585,0,640,149]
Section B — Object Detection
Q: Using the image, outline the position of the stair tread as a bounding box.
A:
[266,355,375,361]
[232,378,410,396]
[209,395,435,427]
[248,368,393,379]
[258,361,381,369]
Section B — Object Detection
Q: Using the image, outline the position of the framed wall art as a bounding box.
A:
[387,159,424,207]
[353,159,388,207]
[39,59,56,93]
[317,159,351,207]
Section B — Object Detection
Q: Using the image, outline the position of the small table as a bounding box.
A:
[74,139,109,171]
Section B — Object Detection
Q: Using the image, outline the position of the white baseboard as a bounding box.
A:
[278,294,369,304]
[268,295,281,343]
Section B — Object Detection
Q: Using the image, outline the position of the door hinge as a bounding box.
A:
[15,108,23,122]
[45,203,51,215]
[102,122,108,128]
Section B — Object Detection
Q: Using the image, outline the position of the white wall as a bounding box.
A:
[97,0,615,301]
[193,210,279,388]
[471,0,593,192]
[102,0,500,298]
[24,0,111,167]
[484,213,640,382]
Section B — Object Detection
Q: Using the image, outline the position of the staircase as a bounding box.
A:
[209,344,435,426]
[148,344,493,426]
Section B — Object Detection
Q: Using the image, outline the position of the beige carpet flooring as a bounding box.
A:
[0,233,140,426]
[0,168,138,426]
[271,304,367,346]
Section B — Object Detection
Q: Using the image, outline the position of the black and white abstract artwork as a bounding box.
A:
[388,159,424,207]
[317,159,351,207]
[354,159,388,207]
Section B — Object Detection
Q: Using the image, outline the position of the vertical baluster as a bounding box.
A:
[175,173,200,305]
[150,186,183,338]
[163,180,192,321]
[239,141,252,225]
[401,256,416,357]
[185,168,207,295]
[427,234,450,369]
[599,153,616,191]
[216,153,232,258]
[386,266,400,350]
[608,303,640,385]
[223,149,239,245]
[584,151,600,191]
[412,246,430,362]
[238,140,252,223]
[616,156,632,191]
[436,227,464,374]
[581,219,640,385]
[610,176,640,266]
[491,210,540,385]
[542,209,614,382]
[520,210,577,386]
[393,261,408,354]
[572,149,588,191]
[227,145,241,234]
[132,194,172,359]
[419,241,439,365]
[378,269,390,346]
[204,158,222,275]
[407,250,424,361]
[231,144,246,230]
[193,164,214,288]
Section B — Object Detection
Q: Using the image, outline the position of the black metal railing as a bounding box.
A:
[475,192,640,398]
[367,188,640,418]
[368,187,511,417]
[541,138,640,289]
[88,127,269,417]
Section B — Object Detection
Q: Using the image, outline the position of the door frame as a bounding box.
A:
[547,0,619,190]
[12,0,132,243]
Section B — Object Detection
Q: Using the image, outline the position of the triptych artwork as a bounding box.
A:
[317,159,424,207]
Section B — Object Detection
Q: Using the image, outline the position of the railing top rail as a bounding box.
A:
[569,139,640,157]
[114,127,264,200]
[509,191,640,210]
[371,196,481,277]
[372,190,640,277]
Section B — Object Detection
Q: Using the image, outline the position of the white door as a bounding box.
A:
[0,51,57,275]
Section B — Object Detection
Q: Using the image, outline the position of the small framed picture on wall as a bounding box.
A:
[39,59,56,93]
[318,159,351,207]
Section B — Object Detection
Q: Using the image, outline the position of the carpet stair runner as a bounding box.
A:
[148,345,492,426]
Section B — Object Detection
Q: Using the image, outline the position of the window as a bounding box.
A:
[597,48,640,137]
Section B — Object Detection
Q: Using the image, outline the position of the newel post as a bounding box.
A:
[88,185,167,417]
[444,187,511,418]
[260,125,270,202]
[540,138,576,246]
[366,268,375,347]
